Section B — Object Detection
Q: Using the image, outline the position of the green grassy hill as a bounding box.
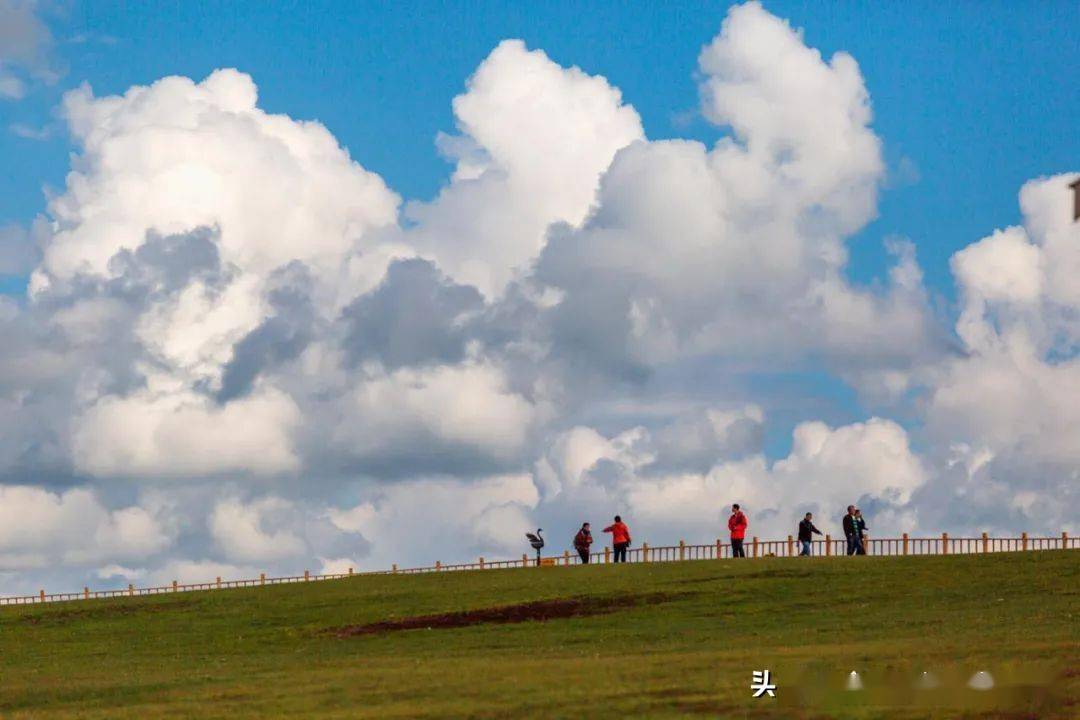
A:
[1,551,1077,719]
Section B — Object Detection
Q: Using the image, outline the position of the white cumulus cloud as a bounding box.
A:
[0,3,1074,591]
[0,486,172,571]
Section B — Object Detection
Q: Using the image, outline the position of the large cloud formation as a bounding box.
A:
[0,2,1075,594]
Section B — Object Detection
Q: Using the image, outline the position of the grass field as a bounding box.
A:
[1,551,1077,719]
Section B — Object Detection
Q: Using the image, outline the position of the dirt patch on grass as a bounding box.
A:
[330,592,680,637]
[642,688,737,715]
[741,566,817,580]
[660,567,816,585]
[660,574,729,586]
[671,699,739,715]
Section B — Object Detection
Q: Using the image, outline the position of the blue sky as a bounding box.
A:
[2,1,1076,298]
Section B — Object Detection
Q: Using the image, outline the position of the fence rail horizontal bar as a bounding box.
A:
[2,533,1075,607]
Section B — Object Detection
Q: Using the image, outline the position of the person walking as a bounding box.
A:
[603,516,631,563]
[573,522,593,564]
[842,505,859,556]
[728,504,748,558]
[855,509,869,555]
[797,512,822,556]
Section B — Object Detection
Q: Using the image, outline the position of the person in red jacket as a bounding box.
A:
[728,504,748,558]
[603,515,632,563]
[573,522,593,564]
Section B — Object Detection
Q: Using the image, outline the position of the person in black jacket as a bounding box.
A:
[854,509,868,555]
[842,505,859,555]
[797,512,822,556]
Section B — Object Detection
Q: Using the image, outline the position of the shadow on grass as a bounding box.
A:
[328,592,690,637]
[10,598,199,627]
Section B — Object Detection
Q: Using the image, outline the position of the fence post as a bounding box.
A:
[260,573,265,586]
[1063,531,1069,550]
[941,532,948,555]
[604,546,611,564]
[982,532,988,554]
[787,535,794,557]
[752,536,759,558]
[392,563,398,574]
[435,560,442,571]
[522,553,528,568]
[902,532,909,556]
[84,586,90,600]
[479,557,485,570]
[679,540,685,561]
[348,567,353,576]
[642,542,649,562]
[39,589,45,602]
[129,583,135,596]
[825,534,831,556]
[564,550,570,566]
[716,539,722,559]
[1021,532,1028,551]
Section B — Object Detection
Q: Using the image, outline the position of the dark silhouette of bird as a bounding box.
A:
[525,528,545,567]
[526,529,545,550]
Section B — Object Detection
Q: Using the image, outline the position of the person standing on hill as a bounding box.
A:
[843,505,859,555]
[603,516,631,563]
[854,509,869,555]
[797,512,822,556]
[573,522,593,564]
[728,504,748,558]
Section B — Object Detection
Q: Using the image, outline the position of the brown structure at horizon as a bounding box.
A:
[1071,177,1080,221]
